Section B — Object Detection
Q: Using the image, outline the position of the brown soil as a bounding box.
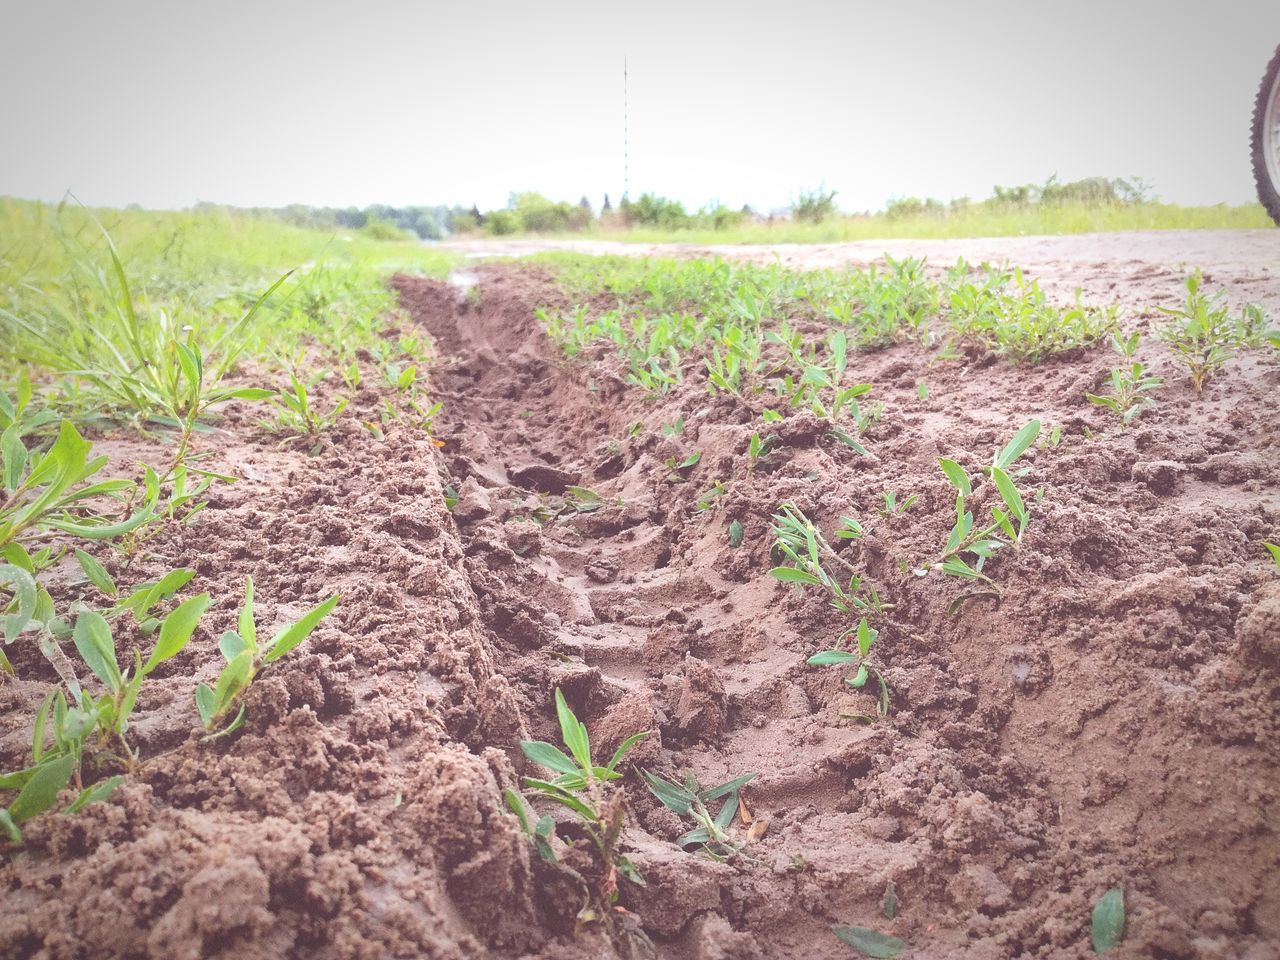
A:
[2,248,1279,960]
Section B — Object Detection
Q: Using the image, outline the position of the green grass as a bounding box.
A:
[492,201,1272,245]
[0,197,459,427]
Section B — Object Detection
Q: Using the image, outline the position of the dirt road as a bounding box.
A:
[444,228,1280,314]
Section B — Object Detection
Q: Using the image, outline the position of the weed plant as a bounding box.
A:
[1086,333,1162,426]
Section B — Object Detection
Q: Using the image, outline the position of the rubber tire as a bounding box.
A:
[1252,45,1280,226]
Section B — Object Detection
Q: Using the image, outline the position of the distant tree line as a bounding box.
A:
[194,201,476,240]
[885,175,1154,220]
[200,175,1158,239]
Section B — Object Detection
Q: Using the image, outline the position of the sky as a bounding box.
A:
[2,0,1279,213]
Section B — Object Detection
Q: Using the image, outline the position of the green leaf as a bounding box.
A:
[521,778,597,821]
[239,576,256,649]
[770,566,824,587]
[1091,887,1125,953]
[138,568,196,613]
[0,809,19,844]
[847,664,869,687]
[728,519,744,548]
[699,772,757,803]
[991,506,1017,541]
[8,754,75,823]
[0,765,38,791]
[941,556,982,579]
[832,925,906,958]
[218,630,250,662]
[990,467,1026,523]
[64,775,123,815]
[938,458,971,496]
[639,769,695,815]
[262,593,339,663]
[1264,542,1280,569]
[503,788,532,832]
[212,649,255,716]
[1,426,27,492]
[195,683,216,728]
[553,688,591,771]
[0,563,38,643]
[520,740,580,776]
[856,618,876,657]
[209,387,275,403]
[808,650,859,666]
[72,611,121,693]
[995,420,1041,469]
[829,428,868,455]
[142,592,211,676]
[606,731,649,771]
[74,549,117,598]
[532,814,557,862]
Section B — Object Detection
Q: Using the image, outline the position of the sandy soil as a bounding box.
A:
[1,239,1278,959]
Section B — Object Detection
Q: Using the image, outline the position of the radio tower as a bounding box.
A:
[623,57,629,201]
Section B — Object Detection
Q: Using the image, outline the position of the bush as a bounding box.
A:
[793,187,837,223]
[700,203,747,231]
[485,210,520,235]
[358,217,416,242]
[627,194,690,229]
[885,197,945,220]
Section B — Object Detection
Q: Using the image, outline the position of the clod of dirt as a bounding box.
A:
[670,656,727,743]
[453,477,493,522]
[1236,582,1280,670]
[687,915,765,960]
[949,862,1013,914]
[593,690,663,768]
[504,518,543,557]
[1005,645,1054,695]
[1130,458,1187,495]
[510,462,577,494]
[623,837,736,938]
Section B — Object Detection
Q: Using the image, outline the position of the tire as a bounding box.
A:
[1252,44,1280,226]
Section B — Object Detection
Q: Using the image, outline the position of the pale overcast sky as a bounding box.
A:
[2,0,1278,212]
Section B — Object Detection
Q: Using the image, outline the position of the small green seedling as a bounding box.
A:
[1091,887,1125,953]
[878,490,918,517]
[512,689,649,928]
[696,481,727,511]
[664,450,701,482]
[1265,542,1280,570]
[266,372,349,443]
[808,618,890,719]
[770,503,884,615]
[1157,271,1256,393]
[195,577,339,736]
[882,881,898,919]
[1,421,157,557]
[1086,333,1161,427]
[832,925,906,958]
[639,769,757,860]
[70,592,211,766]
[925,420,1040,591]
[747,432,778,468]
[774,331,875,435]
[0,687,124,844]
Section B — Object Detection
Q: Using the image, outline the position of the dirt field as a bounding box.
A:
[2,232,1278,959]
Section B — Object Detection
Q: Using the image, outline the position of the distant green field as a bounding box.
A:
[0,197,455,294]
[0,196,459,377]
[560,201,1273,245]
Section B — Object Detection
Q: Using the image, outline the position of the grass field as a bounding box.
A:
[536,200,1273,245]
